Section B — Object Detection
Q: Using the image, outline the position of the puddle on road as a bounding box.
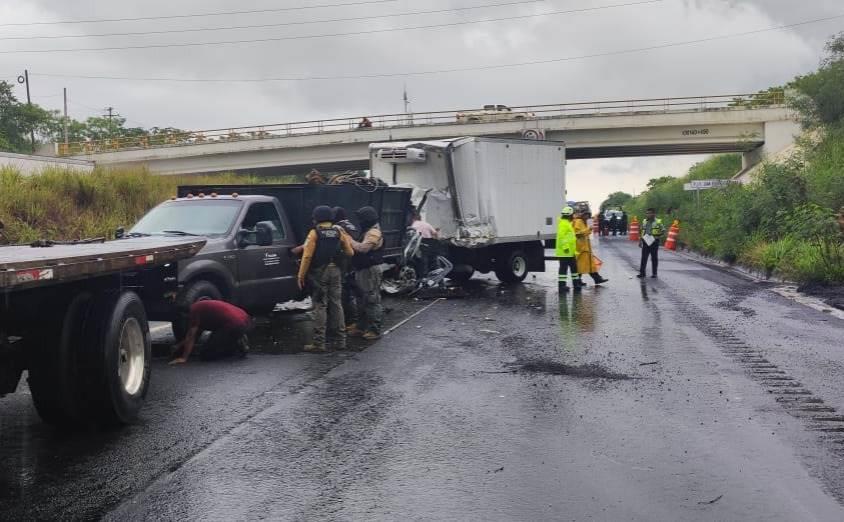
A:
[515,360,631,380]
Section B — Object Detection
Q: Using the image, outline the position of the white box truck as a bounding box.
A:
[369,137,565,283]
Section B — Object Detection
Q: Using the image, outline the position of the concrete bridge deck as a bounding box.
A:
[63,95,798,176]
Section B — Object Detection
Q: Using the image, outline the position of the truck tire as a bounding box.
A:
[495,249,529,283]
[28,293,92,426]
[84,291,151,425]
[172,280,222,341]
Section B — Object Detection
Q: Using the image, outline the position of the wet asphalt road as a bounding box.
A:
[3,237,844,520]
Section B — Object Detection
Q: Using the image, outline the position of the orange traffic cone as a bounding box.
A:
[629,217,639,242]
[665,220,680,251]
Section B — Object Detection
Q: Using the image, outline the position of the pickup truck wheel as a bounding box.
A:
[84,291,151,425]
[494,249,529,283]
[28,293,92,426]
[172,280,222,341]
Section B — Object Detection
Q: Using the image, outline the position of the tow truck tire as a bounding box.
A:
[172,280,222,341]
[85,291,151,425]
[494,249,529,283]
[28,293,92,426]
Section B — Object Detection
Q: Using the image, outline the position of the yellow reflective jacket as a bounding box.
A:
[640,218,665,238]
[556,218,577,257]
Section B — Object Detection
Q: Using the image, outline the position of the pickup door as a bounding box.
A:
[236,201,298,312]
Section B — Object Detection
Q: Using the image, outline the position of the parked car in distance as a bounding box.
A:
[456,105,536,123]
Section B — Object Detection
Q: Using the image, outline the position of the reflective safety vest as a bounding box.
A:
[641,218,665,238]
[556,218,577,257]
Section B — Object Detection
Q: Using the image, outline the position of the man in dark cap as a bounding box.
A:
[298,205,354,352]
[348,206,384,340]
[332,207,361,330]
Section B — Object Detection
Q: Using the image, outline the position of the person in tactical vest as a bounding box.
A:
[298,205,354,352]
[332,206,361,329]
[348,206,384,341]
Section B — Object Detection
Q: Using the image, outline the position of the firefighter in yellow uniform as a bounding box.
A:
[556,206,583,292]
[573,209,609,286]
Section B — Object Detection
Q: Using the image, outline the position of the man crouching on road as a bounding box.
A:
[170,300,253,365]
[299,205,355,353]
[348,206,385,341]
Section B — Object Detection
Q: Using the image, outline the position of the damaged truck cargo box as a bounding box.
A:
[371,137,565,284]
[371,137,565,247]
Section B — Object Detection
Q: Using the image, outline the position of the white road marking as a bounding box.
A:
[383,298,445,336]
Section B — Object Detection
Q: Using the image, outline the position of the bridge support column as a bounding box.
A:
[735,119,801,183]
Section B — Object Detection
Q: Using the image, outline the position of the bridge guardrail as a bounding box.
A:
[56,92,786,157]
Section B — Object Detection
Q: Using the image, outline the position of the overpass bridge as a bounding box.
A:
[61,94,799,179]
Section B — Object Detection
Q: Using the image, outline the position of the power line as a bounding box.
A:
[31,13,844,83]
[67,99,149,128]
[0,0,399,28]
[0,0,550,42]
[1,1,661,54]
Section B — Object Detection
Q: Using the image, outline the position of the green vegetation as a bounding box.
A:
[0,80,187,154]
[0,167,295,243]
[619,34,844,284]
[599,191,633,212]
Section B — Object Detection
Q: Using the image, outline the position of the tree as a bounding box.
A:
[646,176,675,190]
[0,81,55,153]
[791,33,844,126]
[600,191,633,211]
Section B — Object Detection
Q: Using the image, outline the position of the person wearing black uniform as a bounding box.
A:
[332,206,361,329]
[348,206,385,341]
[298,205,354,352]
[609,214,619,236]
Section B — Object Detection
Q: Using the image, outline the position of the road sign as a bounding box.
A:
[683,179,736,191]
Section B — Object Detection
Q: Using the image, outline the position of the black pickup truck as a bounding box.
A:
[129,183,412,335]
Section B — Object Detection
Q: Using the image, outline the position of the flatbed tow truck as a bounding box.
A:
[0,237,205,425]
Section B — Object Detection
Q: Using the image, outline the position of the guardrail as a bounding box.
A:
[56,92,786,157]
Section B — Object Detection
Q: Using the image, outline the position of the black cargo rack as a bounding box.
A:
[177,184,413,259]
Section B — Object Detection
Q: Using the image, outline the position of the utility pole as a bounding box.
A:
[63,87,69,146]
[17,70,35,153]
[103,106,119,138]
[403,84,412,125]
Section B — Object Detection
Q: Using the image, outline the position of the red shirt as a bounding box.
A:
[189,300,250,331]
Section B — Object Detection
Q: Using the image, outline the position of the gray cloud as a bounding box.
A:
[1,0,839,207]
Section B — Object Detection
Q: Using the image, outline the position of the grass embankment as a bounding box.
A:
[0,166,295,243]
[624,130,844,284]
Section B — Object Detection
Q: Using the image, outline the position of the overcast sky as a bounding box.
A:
[1,0,841,209]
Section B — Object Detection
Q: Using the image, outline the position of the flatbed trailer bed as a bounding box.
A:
[1,237,206,426]
[0,237,205,291]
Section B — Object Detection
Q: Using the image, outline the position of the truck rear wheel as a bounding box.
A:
[28,293,92,425]
[85,291,151,425]
[495,249,529,283]
[172,280,222,341]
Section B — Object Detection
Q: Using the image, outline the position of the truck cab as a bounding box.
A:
[130,194,299,319]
